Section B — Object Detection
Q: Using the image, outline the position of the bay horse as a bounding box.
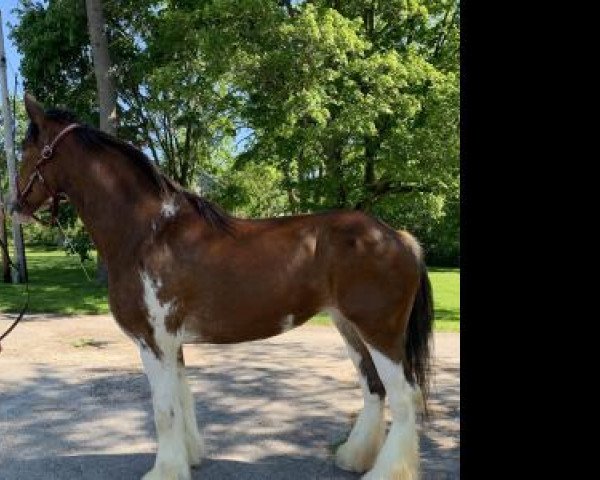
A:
[10,94,434,480]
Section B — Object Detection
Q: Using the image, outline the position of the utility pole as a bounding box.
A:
[0,10,27,283]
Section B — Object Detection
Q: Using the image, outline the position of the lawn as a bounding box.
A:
[309,268,460,332]
[0,247,459,331]
[0,247,109,314]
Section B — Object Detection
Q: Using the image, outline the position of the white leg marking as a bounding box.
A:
[337,345,385,472]
[140,271,190,480]
[178,364,205,467]
[363,346,419,480]
[141,348,190,480]
[330,310,385,473]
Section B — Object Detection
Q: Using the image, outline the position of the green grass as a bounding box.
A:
[308,267,459,332]
[427,268,460,332]
[0,247,109,314]
[0,247,459,331]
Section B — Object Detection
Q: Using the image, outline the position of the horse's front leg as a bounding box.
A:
[140,342,190,480]
[177,347,205,467]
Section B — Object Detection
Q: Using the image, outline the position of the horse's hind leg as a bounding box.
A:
[331,309,386,473]
[362,337,419,480]
[177,348,205,467]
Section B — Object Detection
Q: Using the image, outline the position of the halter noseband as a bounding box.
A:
[16,123,80,224]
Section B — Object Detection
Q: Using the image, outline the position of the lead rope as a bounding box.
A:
[0,236,30,354]
[54,217,93,282]
[0,215,94,353]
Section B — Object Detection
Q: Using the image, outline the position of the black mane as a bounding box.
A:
[30,108,234,233]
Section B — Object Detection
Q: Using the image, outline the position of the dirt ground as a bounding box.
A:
[0,314,459,479]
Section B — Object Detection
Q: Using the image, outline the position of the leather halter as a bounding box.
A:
[16,123,80,224]
[1,123,81,353]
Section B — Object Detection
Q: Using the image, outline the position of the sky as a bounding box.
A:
[0,1,252,153]
[1,0,23,96]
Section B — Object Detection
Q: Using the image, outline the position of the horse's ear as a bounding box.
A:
[24,92,45,124]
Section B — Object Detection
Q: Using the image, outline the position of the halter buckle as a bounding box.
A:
[41,145,53,160]
[34,169,45,183]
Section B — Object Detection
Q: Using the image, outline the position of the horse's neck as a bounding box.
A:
[61,149,164,268]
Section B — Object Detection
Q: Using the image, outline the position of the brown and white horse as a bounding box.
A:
[10,94,434,480]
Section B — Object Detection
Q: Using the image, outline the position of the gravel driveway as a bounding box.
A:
[0,314,459,479]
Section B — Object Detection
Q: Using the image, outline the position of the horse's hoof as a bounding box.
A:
[335,439,379,473]
[141,462,191,480]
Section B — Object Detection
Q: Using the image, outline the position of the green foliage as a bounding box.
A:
[8,0,460,265]
[62,220,94,263]
[214,163,289,217]
[21,221,59,246]
[15,204,93,264]
[213,0,460,263]
[10,0,97,122]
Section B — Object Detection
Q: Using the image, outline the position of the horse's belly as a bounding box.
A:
[181,298,319,345]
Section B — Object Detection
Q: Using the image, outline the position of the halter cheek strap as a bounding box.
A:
[1,122,82,353]
[16,123,80,224]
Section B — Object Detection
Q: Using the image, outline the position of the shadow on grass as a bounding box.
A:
[429,268,459,274]
[435,308,460,322]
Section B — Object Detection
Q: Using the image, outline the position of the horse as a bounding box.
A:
[10,93,434,480]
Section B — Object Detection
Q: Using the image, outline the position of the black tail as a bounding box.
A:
[405,260,435,414]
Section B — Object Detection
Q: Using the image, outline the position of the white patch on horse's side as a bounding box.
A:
[281,314,295,333]
[142,272,173,337]
[363,344,419,480]
[140,271,187,346]
[161,197,178,218]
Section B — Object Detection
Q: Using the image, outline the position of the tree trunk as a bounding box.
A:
[85,0,116,285]
[358,136,377,211]
[325,140,346,208]
[0,192,11,283]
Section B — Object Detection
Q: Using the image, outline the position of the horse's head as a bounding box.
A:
[11,93,79,221]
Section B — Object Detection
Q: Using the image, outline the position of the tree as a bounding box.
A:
[85,0,117,135]
[85,0,116,284]
[0,95,28,282]
[10,0,460,265]
[198,0,459,263]
[11,0,235,189]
